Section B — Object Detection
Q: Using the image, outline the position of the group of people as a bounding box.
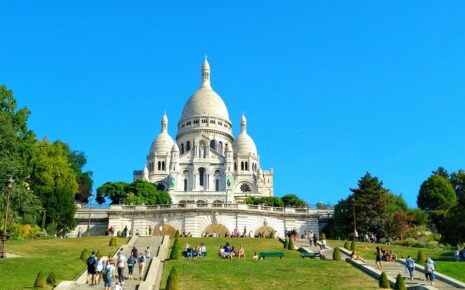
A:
[454,247,465,261]
[218,243,245,259]
[86,246,153,289]
[183,243,206,258]
[405,256,436,285]
[374,246,398,269]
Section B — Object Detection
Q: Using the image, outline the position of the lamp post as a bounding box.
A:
[1,177,15,259]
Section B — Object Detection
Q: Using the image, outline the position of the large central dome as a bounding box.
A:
[180,58,230,122]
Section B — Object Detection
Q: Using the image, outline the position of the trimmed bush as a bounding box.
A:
[109,237,117,246]
[288,238,295,250]
[379,272,390,288]
[417,249,425,263]
[269,231,274,239]
[344,240,349,249]
[95,250,101,258]
[46,272,57,286]
[394,273,406,290]
[34,271,47,288]
[283,239,288,249]
[333,247,341,260]
[175,229,180,238]
[351,241,356,252]
[166,267,179,290]
[321,233,326,240]
[170,238,181,260]
[80,248,89,260]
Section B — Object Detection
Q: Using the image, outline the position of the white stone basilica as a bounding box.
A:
[133,58,273,204]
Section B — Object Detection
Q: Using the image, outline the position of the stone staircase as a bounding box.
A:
[294,239,335,259]
[58,236,164,290]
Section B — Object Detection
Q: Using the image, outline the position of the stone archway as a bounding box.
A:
[154,224,177,238]
[254,226,276,238]
[204,224,230,237]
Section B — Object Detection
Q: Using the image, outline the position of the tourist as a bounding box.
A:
[350,252,365,263]
[253,252,259,260]
[117,248,124,257]
[86,251,98,286]
[122,226,128,237]
[375,247,383,270]
[144,246,152,260]
[200,243,206,258]
[78,226,82,237]
[219,245,225,258]
[308,231,314,247]
[185,244,193,258]
[127,253,136,280]
[238,246,245,260]
[321,237,327,249]
[424,258,435,285]
[405,255,415,280]
[454,248,460,262]
[138,252,146,280]
[116,251,126,285]
[318,246,326,260]
[313,235,318,247]
[103,258,114,290]
[460,248,465,261]
[95,255,104,285]
[131,246,138,258]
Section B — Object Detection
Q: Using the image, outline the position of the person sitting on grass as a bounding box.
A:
[219,245,225,258]
[238,246,245,260]
[199,243,206,258]
[318,246,326,260]
[185,244,193,258]
[224,243,232,259]
[253,252,259,260]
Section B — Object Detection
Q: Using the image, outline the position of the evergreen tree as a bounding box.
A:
[288,238,295,250]
[283,239,288,249]
[379,272,390,288]
[33,271,46,288]
[170,238,181,260]
[351,241,356,252]
[166,267,179,290]
[394,273,406,290]
[344,240,349,250]
[332,247,341,260]
[417,250,425,263]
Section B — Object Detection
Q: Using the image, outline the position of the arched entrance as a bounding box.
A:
[254,226,276,238]
[204,224,229,237]
[154,224,177,237]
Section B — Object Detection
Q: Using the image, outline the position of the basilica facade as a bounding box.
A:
[133,59,273,204]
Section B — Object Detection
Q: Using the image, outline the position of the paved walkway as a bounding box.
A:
[363,259,459,290]
[64,236,163,290]
[294,239,334,259]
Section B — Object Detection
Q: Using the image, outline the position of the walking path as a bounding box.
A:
[294,238,334,259]
[57,236,164,290]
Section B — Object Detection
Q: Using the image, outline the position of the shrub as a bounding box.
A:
[109,237,117,246]
[288,238,295,250]
[379,272,390,288]
[33,271,47,288]
[170,238,181,260]
[166,267,179,290]
[95,250,101,258]
[175,230,180,238]
[283,239,288,249]
[344,240,349,249]
[351,241,356,252]
[333,247,341,260]
[269,230,274,239]
[417,249,425,263]
[46,272,57,286]
[80,248,89,260]
[321,233,326,240]
[394,273,406,290]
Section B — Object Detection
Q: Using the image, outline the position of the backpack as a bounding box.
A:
[128,255,136,266]
[102,264,112,279]
[138,255,145,263]
[86,256,97,271]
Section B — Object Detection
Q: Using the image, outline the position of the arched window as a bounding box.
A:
[158,161,161,170]
[218,141,223,154]
[210,140,216,150]
[215,179,220,191]
[234,162,237,171]
[157,183,166,191]
[184,179,187,191]
[245,162,248,171]
[199,168,206,187]
[181,143,184,154]
[241,162,244,171]
[162,161,165,171]
[186,141,191,151]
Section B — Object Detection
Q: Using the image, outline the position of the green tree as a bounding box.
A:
[394,273,406,290]
[170,238,181,260]
[34,271,47,288]
[67,149,93,203]
[417,174,457,232]
[333,247,341,260]
[450,170,465,203]
[379,272,390,288]
[281,194,308,208]
[442,202,465,245]
[166,267,179,290]
[316,202,333,209]
[30,140,79,232]
[123,179,172,205]
[96,181,129,204]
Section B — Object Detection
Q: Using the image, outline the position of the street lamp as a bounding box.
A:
[1,177,15,259]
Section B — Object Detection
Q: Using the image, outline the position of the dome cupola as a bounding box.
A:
[233,113,257,156]
[149,113,174,155]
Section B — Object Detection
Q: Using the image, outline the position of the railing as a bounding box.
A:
[77,203,334,217]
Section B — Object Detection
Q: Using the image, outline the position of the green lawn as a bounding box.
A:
[328,240,465,282]
[161,237,380,290]
[0,236,127,289]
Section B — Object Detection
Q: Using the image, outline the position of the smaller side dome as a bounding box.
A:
[233,113,257,156]
[171,142,179,152]
[149,113,174,155]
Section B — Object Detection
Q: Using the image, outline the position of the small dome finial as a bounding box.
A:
[240,113,247,132]
[201,57,211,87]
[161,113,168,132]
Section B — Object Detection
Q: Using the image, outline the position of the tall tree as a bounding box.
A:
[96,181,129,204]
[30,140,79,232]
[450,170,465,203]
[281,194,309,208]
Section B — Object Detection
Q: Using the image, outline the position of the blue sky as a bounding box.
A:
[1,1,464,207]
